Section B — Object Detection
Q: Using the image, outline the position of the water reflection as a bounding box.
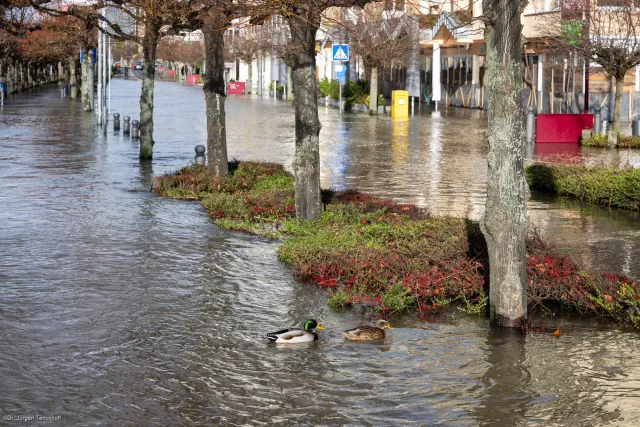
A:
[474,330,533,426]
[0,85,639,425]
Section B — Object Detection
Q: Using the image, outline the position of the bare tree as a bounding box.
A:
[36,0,202,158]
[261,21,296,101]
[226,28,261,94]
[544,0,640,135]
[349,5,411,114]
[481,0,529,328]
[252,0,377,221]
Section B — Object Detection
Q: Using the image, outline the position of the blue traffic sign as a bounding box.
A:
[336,71,345,83]
[332,44,349,62]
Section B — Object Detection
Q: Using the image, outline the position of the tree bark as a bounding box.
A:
[81,53,93,111]
[203,13,229,180]
[287,9,323,221]
[481,0,528,328]
[287,65,293,102]
[612,76,624,134]
[369,65,378,115]
[139,23,159,160]
[69,56,79,99]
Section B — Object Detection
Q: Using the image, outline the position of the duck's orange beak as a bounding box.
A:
[315,325,325,330]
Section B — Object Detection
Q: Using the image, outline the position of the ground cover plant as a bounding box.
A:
[581,133,640,148]
[526,163,640,211]
[154,162,640,328]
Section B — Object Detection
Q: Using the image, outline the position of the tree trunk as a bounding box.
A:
[139,24,159,160]
[612,76,624,134]
[81,53,93,111]
[69,57,79,99]
[203,14,229,180]
[287,65,293,102]
[287,10,323,221]
[481,0,528,328]
[369,65,378,115]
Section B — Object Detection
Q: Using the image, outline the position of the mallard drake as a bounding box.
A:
[266,319,325,344]
[343,319,393,341]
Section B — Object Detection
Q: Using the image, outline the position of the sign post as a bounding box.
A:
[332,44,349,113]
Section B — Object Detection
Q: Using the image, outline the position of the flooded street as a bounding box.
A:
[1,82,639,425]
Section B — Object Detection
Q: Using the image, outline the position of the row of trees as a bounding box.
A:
[4,0,533,328]
[0,9,97,110]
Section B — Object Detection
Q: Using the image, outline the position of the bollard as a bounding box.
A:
[602,120,608,135]
[113,113,120,131]
[195,145,206,166]
[325,96,329,108]
[633,120,640,137]
[131,120,140,139]
[123,116,130,135]
[593,107,601,135]
[526,106,536,144]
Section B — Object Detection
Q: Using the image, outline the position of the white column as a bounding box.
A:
[636,65,639,92]
[107,36,111,117]
[472,55,480,108]
[432,43,441,111]
[537,55,544,112]
[473,0,482,17]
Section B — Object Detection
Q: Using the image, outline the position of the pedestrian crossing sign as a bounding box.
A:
[332,44,349,62]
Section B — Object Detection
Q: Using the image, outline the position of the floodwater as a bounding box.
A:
[0,82,639,426]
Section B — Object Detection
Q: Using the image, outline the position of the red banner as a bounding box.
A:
[535,114,593,143]
[167,70,176,77]
[227,81,246,94]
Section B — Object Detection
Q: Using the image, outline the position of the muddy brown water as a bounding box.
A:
[0,83,639,425]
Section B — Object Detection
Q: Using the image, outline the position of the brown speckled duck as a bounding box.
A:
[343,319,393,341]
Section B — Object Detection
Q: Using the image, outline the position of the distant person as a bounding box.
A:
[124,66,129,80]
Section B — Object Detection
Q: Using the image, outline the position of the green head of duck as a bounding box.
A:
[304,319,325,331]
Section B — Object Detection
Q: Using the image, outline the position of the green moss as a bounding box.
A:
[526,163,640,210]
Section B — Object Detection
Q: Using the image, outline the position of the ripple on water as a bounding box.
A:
[0,85,638,426]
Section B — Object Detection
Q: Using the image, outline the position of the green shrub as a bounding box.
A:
[580,133,609,147]
[364,94,385,107]
[617,134,640,148]
[346,79,368,106]
[526,163,640,210]
[318,77,331,97]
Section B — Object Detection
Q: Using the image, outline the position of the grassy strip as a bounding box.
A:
[526,163,640,211]
[581,133,640,148]
[153,162,640,328]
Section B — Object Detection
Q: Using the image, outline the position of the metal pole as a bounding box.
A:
[526,106,536,144]
[97,17,103,125]
[594,107,601,134]
[102,30,107,130]
[339,78,342,113]
[108,36,111,118]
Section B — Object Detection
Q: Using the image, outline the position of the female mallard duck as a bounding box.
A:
[343,319,393,341]
[267,319,325,344]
